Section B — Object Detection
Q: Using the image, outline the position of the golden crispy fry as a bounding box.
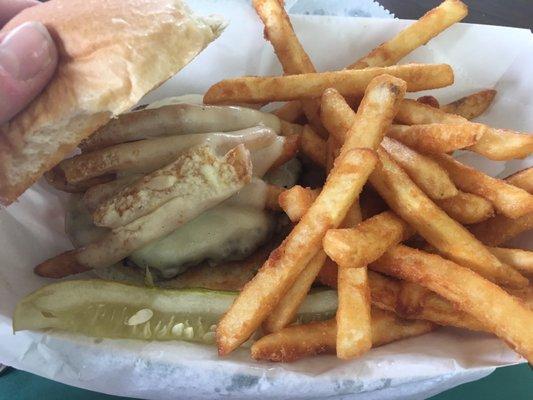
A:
[324,211,414,268]
[325,136,341,173]
[506,167,533,194]
[489,247,533,276]
[216,149,377,354]
[396,99,533,160]
[336,267,372,359]
[320,89,356,143]
[34,146,253,279]
[80,103,282,152]
[82,175,142,213]
[263,250,327,333]
[318,267,485,331]
[251,308,434,362]
[252,0,326,135]
[59,127,278,184]
[371,245,533,363]
[432,153,533,219]
[381,137,458,200]
[349,0,467,69]
[369,148,527,288]
[269,133,301,171]
[274,0,467,124]
[300,125,326,167]
[252,0,314,75]
[279,120,303,137]
[387,123,484,153]
[441,89,497,120]
[204,64,453,104]
[274,101,304,123]
[469,212,533,246]
[278,185,320,222]
[469,172,533,245]
[435,191,495,225]
[417,95,440,108]
[320,77,405,359]
[340,77,407,154]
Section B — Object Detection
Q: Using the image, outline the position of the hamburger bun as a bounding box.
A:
[0,0,225,205]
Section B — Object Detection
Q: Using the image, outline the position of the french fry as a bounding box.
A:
[59,126,278,184]
[274,101,303,123]
[263,250,327,333]
[469,171,533,245]
[80,103,282,152]
[34,145,253,278]
[396,99,533,160]
[274,0,467,124]
[252,0,325,135]
[369,148,527,288]
[387,123,484,154]
[251,308,434,362]
[321,77,405,359]
[469,212,533,246]
[489,247,533,276]
[268,133,301,171]
[383,275,485,331]
[322,93,483,155]
[216,149,377,354]
[279,120,304,137]
[435,191,495,225]
[204,64,453,104]
[349,0,468,69]
[278,185,320,222]
[300,125,326,167]
[417,95,440,108]
[432,153,533,219]
[93,145,251,228]
[324,211,414,268]
[83,175,142,213]
[506,167,533,194]
[381,137,458,200]
[371,245,533,363]
[441,89,497,120]
[320,96,497,224]
[336,267,372,359]
[317,268,486,331]
[325,76,407,155]
[320,88,356,143]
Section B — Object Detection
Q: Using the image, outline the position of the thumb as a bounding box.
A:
[0,21,58,125]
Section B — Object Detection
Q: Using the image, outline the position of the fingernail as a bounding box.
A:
[0,21,54,81]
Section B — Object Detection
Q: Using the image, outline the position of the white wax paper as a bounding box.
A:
[1,1,532,399]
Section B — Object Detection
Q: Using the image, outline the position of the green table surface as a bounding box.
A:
[0,363,531,400]
[2,0,532,399]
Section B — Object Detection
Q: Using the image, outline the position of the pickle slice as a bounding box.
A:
[14,280,336,344]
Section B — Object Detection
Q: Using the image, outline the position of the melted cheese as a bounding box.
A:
[129,206,274,278]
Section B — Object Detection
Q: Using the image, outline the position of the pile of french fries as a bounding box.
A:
[206,0,533,363]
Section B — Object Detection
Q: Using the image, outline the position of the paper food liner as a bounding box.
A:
[0,1,531,399]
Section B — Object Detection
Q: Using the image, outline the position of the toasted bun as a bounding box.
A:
[0,0,225,205]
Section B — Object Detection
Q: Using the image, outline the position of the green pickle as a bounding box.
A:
[14,280,337,345]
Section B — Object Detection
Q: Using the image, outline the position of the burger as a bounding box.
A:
[0,0,302,289]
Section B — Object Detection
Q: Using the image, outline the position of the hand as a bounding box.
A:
[0,0,57,124]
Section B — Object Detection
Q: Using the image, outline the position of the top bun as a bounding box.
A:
[0,0,225,205]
